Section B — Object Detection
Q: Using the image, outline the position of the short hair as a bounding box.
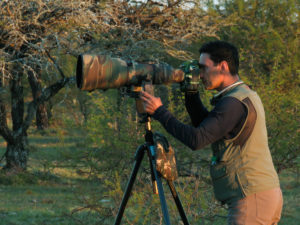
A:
[199,41,239,75]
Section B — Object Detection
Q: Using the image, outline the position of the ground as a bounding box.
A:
[0,130,299,225]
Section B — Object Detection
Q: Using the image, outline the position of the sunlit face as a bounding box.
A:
[198,53,224,90]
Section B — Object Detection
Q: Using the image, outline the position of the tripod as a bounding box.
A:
[114,116,189,225]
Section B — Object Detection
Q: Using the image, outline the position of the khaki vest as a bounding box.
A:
[210,83,279,204]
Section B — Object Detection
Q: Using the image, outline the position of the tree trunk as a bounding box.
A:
[5,70,29,170]
[0,76,74,171]
[77,92,90,124]
[36,103,49,130]
[5,137,28,170]
[11,72,24,132]
[28,69,49,130]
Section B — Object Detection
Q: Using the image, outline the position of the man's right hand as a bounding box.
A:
[140,91,163,115]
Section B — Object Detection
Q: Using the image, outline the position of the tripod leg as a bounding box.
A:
[167,180,190,225]
[147,147,158,194]
[148,146,171,225]
[114,145,146,225]
[153,170,171,225]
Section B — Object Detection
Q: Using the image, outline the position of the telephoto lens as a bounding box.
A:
[76,54,184,91]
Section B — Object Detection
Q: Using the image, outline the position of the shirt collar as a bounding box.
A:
[210,80,244,105]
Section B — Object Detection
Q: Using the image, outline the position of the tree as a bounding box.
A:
[81,0,231,59]
[0,0,98,170]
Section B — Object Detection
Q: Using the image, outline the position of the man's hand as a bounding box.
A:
[140,91,163,115]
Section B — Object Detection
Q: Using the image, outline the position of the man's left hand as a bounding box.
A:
[140,91,163,115]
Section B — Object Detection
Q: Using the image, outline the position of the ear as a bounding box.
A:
[219,61,230,73]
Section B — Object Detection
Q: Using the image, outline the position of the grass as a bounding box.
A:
[279,170,300,225]
[0,129,102,225]
[0,129,299,225]
[0,185,76,225]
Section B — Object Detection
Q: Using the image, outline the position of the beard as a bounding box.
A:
[202,78,213,90]
[201,70,221,90]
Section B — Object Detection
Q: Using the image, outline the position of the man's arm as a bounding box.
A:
[152,96,247,150]
[185,92,208,127]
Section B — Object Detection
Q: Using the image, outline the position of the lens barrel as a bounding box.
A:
[76,54,184,91]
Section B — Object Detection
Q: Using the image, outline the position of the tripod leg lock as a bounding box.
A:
[149,145,156,159]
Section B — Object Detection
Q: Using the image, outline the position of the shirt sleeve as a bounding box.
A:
[152,96,247,150]
[185,92,209,127]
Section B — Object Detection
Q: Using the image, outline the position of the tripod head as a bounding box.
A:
[121,80,154,124]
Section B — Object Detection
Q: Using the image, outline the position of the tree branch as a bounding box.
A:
[14,76,75,139]
[45,50,66,78]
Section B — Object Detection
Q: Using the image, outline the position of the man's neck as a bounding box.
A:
[216,74,240,92]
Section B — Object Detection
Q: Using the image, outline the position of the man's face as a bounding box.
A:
[198,53,223,90]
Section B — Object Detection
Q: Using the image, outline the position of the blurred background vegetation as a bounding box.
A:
[0,0,299,224]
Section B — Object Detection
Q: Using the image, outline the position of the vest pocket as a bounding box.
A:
[210,164,244,203]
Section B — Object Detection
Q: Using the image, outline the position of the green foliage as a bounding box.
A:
[260,83,300,172]
[63,88,152,184]
[1,0,299,224]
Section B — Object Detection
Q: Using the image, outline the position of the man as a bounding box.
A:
[140,41,283,224]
